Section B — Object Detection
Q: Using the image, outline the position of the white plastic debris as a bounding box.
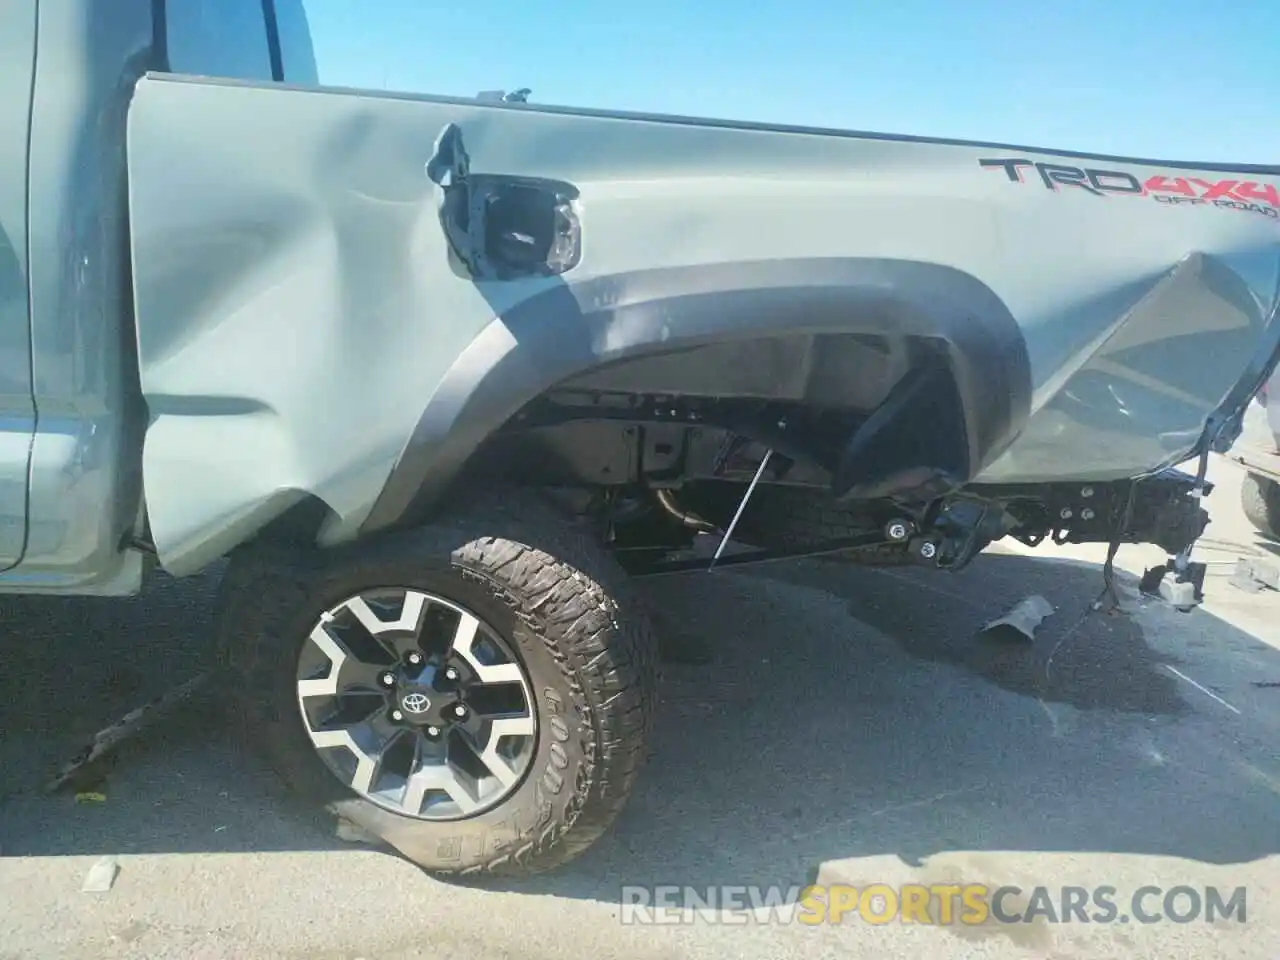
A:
[335,818,379,846]
[1230,557,1280,594]
[82,856,119,893]
[981,594,1055,641]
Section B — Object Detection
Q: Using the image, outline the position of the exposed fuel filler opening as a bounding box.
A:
[427,122,581,282]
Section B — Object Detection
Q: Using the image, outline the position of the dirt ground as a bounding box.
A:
[1,449,1278,960]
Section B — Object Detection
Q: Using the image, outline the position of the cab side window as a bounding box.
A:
[164,0,274,81]
[271,0,320,84]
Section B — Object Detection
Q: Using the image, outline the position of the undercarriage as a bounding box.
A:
[463,387,1214,603]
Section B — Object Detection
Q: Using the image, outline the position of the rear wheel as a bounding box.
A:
[219,495,657,877]
[1242,472,1280,540]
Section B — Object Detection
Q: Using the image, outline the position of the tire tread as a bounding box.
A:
[218,491,656,877]
[1242,472,1280,540]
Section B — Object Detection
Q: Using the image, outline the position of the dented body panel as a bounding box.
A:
[122,74,1280,575]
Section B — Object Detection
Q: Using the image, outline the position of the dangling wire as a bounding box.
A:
[1096,479,1139,612]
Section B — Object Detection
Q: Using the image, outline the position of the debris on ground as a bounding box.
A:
[46,672,213,794]
[335,818,380,846]
[979,594,1055,641]
[1229,557,1280,594]
[74,792,107,804]
[1139,560,1208,612]
[81,857,120,893]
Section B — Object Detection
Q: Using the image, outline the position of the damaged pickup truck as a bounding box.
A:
[3,0,1278,876]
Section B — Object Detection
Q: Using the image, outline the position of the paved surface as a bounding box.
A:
[2,450,1278,959]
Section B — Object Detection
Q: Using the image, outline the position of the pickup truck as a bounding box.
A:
[1233,365,1280,538]
[4,0,1278,877]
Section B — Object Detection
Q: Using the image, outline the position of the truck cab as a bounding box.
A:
[0,0,315,594]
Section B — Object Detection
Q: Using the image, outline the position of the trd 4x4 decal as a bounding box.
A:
[979,157,1279,219]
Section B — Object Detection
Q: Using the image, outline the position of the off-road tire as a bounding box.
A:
[217,493,657,877]
[1242,472,1280,540]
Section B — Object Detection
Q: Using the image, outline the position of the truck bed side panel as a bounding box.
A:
[125,75,1280,575]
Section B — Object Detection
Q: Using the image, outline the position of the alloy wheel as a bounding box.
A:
[294,587,536,821]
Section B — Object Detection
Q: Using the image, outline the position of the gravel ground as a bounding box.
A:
[1,445,1278,960]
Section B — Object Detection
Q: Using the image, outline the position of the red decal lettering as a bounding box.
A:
[1235,182,1280,208]
[1190,179,1243,201]
[1145,176,1196,196]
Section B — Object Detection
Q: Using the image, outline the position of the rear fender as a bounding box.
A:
[124,76,1040,574]
[361,258,1033,533]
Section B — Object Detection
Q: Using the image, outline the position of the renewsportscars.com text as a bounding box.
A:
[618,884,1247,926]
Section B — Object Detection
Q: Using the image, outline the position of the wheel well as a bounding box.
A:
[253,494,341,548]
[459,391,852,494]
[358,259,1033,538]
[448,330,975,510]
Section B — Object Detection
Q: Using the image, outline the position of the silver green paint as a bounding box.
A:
[124,74,1279,575]
[0,0,37,570]
[4,0,157,594]
[0,0,298,594]
[0,0,1278,590]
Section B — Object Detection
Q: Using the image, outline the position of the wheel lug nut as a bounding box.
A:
[427,726,440,737]
[391,709,404,722]
[379,672,396,688]
[407,652,423,666]
[444,667,459,681]
[453,704,467,719]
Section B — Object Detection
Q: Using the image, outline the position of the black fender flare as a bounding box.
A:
[360,258,1033,534]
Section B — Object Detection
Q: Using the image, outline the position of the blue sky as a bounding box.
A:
[302,0,1279,163]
